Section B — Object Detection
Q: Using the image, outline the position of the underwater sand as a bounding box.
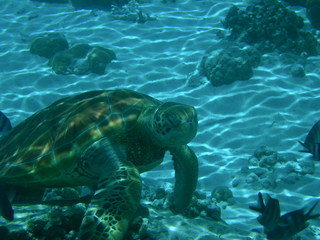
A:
[0,0,320,239]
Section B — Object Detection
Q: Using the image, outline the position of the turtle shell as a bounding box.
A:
[0,89,160,186]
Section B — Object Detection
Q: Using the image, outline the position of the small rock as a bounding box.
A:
[299,160,315,175]
[154,188,167,200]
[30,33,69,59]
[206,205,221,221]
[202,45,261,86]
[290,64,305,77]
[246,173,259,184]
[211,186,233,203]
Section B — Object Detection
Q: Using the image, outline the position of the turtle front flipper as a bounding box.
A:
[78,139,142,240]
[79,163,141,240]
[170,145,198,213]
[0,184,14,221]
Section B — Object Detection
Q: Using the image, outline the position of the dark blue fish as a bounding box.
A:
[0,111,12,134]
[267,201,320,240]
[250,192,320,240]
[299,120,320,160]
[249,192,280,232]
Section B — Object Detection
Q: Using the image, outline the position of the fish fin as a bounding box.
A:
[258,194,280,231]
[250,192,280,232]
[251,228,263,233]
[277,209,309,234]
[305,200,320,220]
[298,140,310,152]
[0,185,14,221]
[249,192,265,213]
[0,111,12,134]
[267,201,320,239]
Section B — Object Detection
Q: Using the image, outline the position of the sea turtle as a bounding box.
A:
[0,89,198,240]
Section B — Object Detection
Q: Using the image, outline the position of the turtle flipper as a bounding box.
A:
[170,145,198,213]
[0,185,14,221]
[79,163,141,240]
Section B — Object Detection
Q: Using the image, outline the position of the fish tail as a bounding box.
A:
[250,192,265,213]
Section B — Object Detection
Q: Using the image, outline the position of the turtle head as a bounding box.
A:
[151,102,198,146]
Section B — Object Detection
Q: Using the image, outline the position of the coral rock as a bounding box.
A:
[70,0,130,10]
[49,44,115,75]
[223,0,319,56]
[211,186,233,203]
[201,45,260,86]
[30,33,69,59]
[307,0,320,30]
[88,46,116,74]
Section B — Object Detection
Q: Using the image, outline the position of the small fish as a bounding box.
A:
[0,111,12,134]
[299,120,320,160]
[266,201,320,240]
[250,192,320,240]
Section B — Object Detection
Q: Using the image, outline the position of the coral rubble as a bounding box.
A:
[232,146,315,190]
[223,0,319,56]
[111,0,155,23]
[30,34,116,75]
[70,0,130,10]
[29,33,69,59]
[200,45,261,86]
